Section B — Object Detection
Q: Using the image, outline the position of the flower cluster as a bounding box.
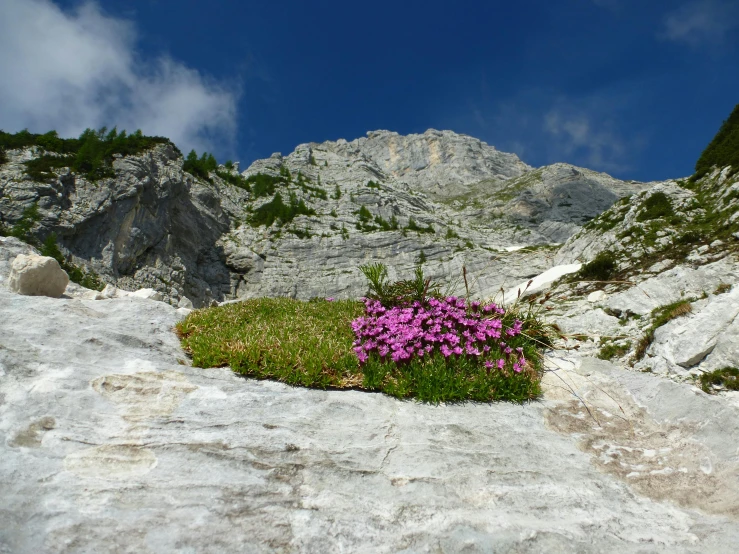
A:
[351,296,526,372]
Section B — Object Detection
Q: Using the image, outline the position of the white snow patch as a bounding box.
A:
[503,263,582,304]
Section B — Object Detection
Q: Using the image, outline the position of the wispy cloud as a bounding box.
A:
[0,0,239,155]
[466,90,644,175]
[661,0,739,45]
[543,102,630,172]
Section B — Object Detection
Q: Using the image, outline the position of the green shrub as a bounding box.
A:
[405,218,434,234]
[215,169,251,192]
[332,185,342,200]
[577,251,617,281]
[676,230,702,245]
[248,192,316,228]
[445,228,460,240]
[636,192,674,222]
[356,205,372,222]
[183,150,217,182]
[8,203,42,242]
[245,173,283,199]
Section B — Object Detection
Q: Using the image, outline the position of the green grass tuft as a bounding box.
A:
[177,298,365,389]
[698,367,739,394]
[632,299,693,362]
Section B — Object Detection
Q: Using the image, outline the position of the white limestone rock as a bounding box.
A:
[646,286,739,375]
[7,254,69,298]
[2,286,739,552]
[131,288,164,301]
[587,290,607,303]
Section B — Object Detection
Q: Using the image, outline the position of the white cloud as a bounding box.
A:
[0,0,238,154]
[543,106,629,172]
[661,0,739,45]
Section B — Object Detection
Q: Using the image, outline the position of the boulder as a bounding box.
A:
[7,254,69,298]
[131,288,164,301]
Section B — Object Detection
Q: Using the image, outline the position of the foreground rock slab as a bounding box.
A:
[1,289,739,553]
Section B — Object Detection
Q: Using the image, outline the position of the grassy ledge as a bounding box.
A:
[176,266,553,404]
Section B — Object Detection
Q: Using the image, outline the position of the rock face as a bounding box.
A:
[1,130,650,307]
[8,253,68,297]
[2,267,739,552]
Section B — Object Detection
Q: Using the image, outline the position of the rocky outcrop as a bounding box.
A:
[8,253,68,297]
[1,130,652,307]
[2,264,739,552]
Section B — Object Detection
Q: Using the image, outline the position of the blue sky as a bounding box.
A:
[1,0,738,181]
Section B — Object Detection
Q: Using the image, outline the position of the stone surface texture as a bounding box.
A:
[7,253,69,297]
[2,273,739,553]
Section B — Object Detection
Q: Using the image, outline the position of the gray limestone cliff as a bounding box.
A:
[0,129,651,307]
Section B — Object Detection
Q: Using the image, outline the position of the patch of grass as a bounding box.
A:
[632,299,693,362]
[177,298,365,389]
[698,367,739,394]
[445,228,460,240]
[576,251,617,281]
[177,280,552,404]
[597,341,631,361]
[636,192,674,222]
[714,283,732,295]
[286,228,312,239]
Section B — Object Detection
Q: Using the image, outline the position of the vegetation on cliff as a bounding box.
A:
[0,128,176,181]
[694,102,739,180]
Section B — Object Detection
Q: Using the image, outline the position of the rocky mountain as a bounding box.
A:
[0,129,650,307]
[2,114,739,551]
